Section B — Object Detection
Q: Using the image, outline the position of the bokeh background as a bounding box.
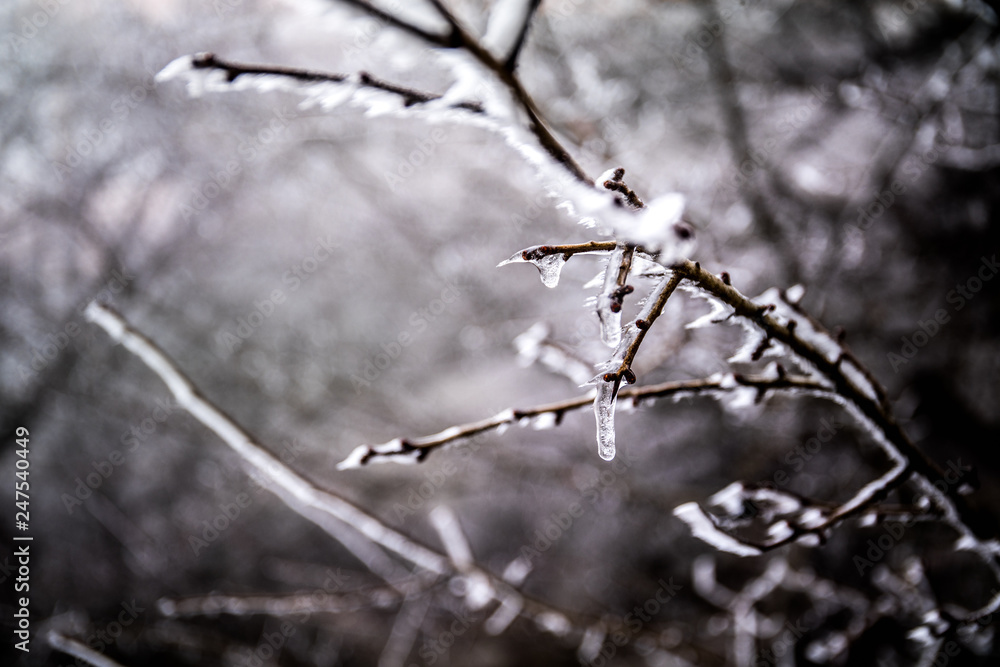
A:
[2,0,1000,665]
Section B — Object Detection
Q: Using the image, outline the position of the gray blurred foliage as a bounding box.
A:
[2,0,1000,665]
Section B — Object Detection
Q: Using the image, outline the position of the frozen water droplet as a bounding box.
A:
[498,248,567,288]
[533,253,566,288]
[594,380,617,460]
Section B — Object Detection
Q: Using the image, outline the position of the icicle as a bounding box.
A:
[594,379,618,461]
[596,246,626,347]
[497,249,567,288]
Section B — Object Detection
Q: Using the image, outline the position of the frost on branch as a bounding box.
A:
[593,378,618,461]
[595,245,629,347]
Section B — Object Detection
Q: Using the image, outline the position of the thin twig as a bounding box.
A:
[668,259,981,531]
[338,0,459,47]
[85,301,452,578]
[607,272,683,383]
[362,0,589,181]
[504,0,543,71]
[339,373,834,466]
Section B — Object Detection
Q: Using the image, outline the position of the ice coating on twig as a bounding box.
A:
[594,379,618,461]
[482,0,534,60]
[596,246,626,347]
[498,249,567,288]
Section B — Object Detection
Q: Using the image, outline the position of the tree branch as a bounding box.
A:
[503,0,543,72]
[363,0,590,181]
[339,373,834,467]
[337,0,459,47]
[82,302,690,653]
[85,301,452,579]
[187,53,484,112]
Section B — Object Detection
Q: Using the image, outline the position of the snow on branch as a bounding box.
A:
[157,53,485,114]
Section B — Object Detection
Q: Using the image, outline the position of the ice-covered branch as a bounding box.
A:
[339,0,588,182]
[497,241,617,288]
[675,459,911,555]
[48,630,127,667]
[338,373,833,467]
[162,53,484,113]
[84,301,451,579]
[662,261,1000,635]
[600,167,644,209]
[82,302,669,651]
[669,259,981,530]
